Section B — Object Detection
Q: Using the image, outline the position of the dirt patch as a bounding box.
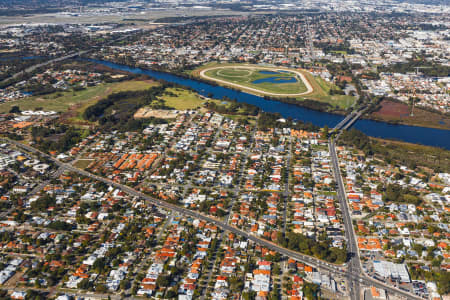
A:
[372,100,410,118]
[134,107,180,119]
[60,103,81,119]
[371,100,450,130]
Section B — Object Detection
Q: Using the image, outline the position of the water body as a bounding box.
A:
[0,56,43,61]
[259,70,279,75]
[87,59,450,150]
[253,76,297,84]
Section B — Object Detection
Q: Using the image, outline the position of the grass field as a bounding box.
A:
[203,67,308,95]
[0,80,158,118]
[158,88,206,110]
[73,159,94,169]
[299,70,355,109]
[193,63,356,110]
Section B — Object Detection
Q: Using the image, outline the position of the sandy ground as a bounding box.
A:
[199,65,314,97]
[134,107,181,119]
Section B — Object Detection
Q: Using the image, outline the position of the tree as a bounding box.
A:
[273,263,281,276]
[93,257,108,274]
[95,284,108,293]
[120,279,130,290]
[78,278,91,290]
[242,291,257,300]
[303,282,320,299]
[438,271,450,295]
[9,105,21,114]
[156,274,170,287]
[166,289,177,298]
[322,125,329,139]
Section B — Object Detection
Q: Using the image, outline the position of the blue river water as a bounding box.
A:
[0,56,43,61]
[88,59,450,150]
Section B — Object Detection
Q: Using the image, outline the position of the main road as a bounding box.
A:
[0,33,135,86]
[0,51,90,85]
[4,138,422,300]
[329,137,362,300]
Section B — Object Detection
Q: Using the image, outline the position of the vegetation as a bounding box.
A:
[31,125,86,153]
[278,231,348,264]
[158,87,206,110]
[369,98,450,131]
[0,57,46,82]
[205,98,259,116]
[298,70,355,109]
[204,66,308,95]
[31,194,56,211]
[257,112,319,132]
[409,266,450,295]
[194,63,356,110]
[302,282,321,300]
[379,60,450,77]
[83,85,168,131]
[339,128,450,172]
[0,80,157,115]
[47,220,74,231]
[383,184,422,205]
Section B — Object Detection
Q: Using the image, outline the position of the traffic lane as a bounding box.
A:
[8,139,423,300]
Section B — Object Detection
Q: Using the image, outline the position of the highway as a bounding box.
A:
[329,137,361,300]
[328,105,421,300]
[329,106,366,300]
[0,51,90,85]
[0,33,136,86]
[4,138,423,300]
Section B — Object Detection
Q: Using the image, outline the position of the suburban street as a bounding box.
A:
[0,6,448,299]
[4,137,424,300]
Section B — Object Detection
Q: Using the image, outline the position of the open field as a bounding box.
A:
[73,159,95,169]
[370,100,450,130]
[138,87,258,120]
[201,65,311,96]
[298,70,355,109]
[158,87,206,110]
[0,80,158,117]
[193,63,355,109]
[134,108,180,119]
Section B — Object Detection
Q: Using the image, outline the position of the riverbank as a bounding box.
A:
[135,61,450,131]
[80,58,450,149]
[191,62,355,111]
[367,99,450,131]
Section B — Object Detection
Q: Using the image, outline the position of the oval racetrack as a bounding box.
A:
[199,65,314,96]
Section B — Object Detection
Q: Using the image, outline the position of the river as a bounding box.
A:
[88,59,450,150]
[0,56,43,61]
